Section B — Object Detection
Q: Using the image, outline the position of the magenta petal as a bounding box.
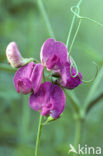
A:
[29,82,51,111]
[30,63,43,94]
[29,93,43,111]
[14,62,35,94]
[29,82,65,118]
[48,84,65,118]
[46,54,61,70]
[40,38,68,70]
[14,62,43,94]
[60,62,83,89]
[17,78,32,94]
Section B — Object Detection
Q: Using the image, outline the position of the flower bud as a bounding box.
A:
[6,42,24,68]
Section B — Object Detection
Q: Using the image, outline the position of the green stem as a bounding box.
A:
[20,95,31,141]
[74,119,81,149]
[66,0,83,49]
[66,0,83,82]
[74,118,84,156]
[65,1,82,113]
[64,89,80,113]
[86,93,103,114]
[69,19,81,56]
[35,114,43,156]
[0,63,16,72]
[37,0,55,39]
[83,66,103,113]
[66,15,76,48]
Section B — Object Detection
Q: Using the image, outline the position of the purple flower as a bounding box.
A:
[14,62,43,94]
[59,62,83,89]
[29,82,65,118]
[40,38,68,70]
[6,42,24,68]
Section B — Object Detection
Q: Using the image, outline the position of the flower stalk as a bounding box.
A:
[35,114,43,156]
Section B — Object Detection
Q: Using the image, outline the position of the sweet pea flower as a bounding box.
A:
[59,61,83,89]
[6,42,25,68]
[14,62,43,94]
[40,38,68,70]
[29,82,65,119]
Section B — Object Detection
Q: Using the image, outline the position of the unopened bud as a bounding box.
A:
[6,42,24,68]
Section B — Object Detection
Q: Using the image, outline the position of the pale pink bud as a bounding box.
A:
[6,42,24,68]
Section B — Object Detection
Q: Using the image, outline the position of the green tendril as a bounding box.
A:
[70,56,79,78]
[68,19,81,56]
[82,62,98,83]
[70,58,98,84]
[71,6,103,29]
[66,0,82,49]
[67,0,101,85]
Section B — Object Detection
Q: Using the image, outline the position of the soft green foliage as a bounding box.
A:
[0,0,103,156]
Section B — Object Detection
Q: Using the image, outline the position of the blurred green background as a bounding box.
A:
[0,0,103,156]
